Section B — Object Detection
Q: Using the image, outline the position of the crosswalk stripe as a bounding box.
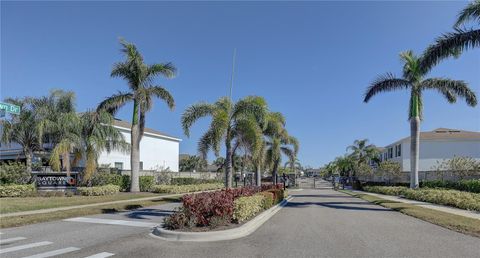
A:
[84,252,115,258]
[0,241,52,254]
[64,217,157,227]
[0,237,27,244]
[21,247,80,258]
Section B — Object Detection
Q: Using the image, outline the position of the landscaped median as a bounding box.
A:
[0,183,224,228]
[339,190,480,238]
[152,184,289,241]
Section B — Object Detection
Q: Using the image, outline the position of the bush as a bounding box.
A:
[422,180,480,193]
[259,191,274,209]
[0,162,31,185]
[90,173,123,187]
[233,194,265,223]
[163,207,196,230]
[0,184,36,197]
[182,189,235,227]
[268,188,285,205]
[139,176,154,192]
[363,186,480,211]
[150,183,223,194]
[170,177,221,185]
[77,184,120,196]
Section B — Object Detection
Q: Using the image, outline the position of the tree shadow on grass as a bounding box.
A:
[285,201,391,211]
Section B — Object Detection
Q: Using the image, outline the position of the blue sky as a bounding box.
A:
[2,1,479,167]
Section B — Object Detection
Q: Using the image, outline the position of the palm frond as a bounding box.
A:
[146,86,175,110]
[364,73,410,102]
[421,29,480,71]
[455,0,480,28]
[181,102,215,137]
[148,63,177,79]
[97,91,133,114]
[422,78,477,106]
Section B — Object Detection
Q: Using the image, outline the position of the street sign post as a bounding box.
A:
[0,102,21,115]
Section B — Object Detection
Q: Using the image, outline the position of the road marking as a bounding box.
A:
[22,247,80,258]
[84,252,115,258]
[0,237,27,244]
[0,241,52,254]
[64,217,157,227]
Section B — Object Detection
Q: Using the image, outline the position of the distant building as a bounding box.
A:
[378,128,480,172]
[0,119,182,172]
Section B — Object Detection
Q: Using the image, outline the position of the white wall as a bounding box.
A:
[400,139,480,171]
[97,130,180,172]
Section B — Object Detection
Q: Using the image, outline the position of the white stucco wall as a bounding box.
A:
[97,129,180,172]
[383,139,480,172]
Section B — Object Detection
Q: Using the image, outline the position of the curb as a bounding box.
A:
[150,196,293,242]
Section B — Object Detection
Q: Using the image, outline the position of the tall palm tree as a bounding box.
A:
[421,0,480,70]
[74,110,129,182]
[181,96,268,188]
[1,98,41,173]
[364,50,477,188]
[97,39,176,192]
[37,90,81,176]
[346,139,379,175]
[264,112,299,185]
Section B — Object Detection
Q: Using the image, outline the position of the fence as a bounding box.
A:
[359,170,480,184]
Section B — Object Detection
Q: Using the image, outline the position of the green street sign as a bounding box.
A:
[0,102,21,115]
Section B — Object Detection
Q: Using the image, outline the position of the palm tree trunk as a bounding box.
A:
[62,152,71,177]
[255,165,261,186]
[130,101,141,192]
[24,149,33,174]
[225,141,233,189]
[272,161,278,185]
[410,116,420,189]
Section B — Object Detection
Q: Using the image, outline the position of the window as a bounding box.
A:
[114,162,123,170]
[388,148,393,159]
[397,144,401,157]
[139,161,144,170]
[384,152,388,160]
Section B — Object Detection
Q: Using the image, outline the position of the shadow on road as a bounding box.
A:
[285,200,391,211]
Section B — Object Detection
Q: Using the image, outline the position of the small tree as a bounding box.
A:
[378,161,402,184]
[432,156,480,180]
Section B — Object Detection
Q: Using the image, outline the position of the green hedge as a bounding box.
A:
[0,162,32,185]
[0,184,36,197]
[140,176,154,192]
[150,183,223,194]
[363,186,480,211]
[422,180,480,193]
[233,194,265,223]
[259,191,274,209]
[77,184,120,196]
[170,177,221,185]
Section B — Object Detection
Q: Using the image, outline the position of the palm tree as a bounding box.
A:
[1,98,41,173]
[213,156,226,172]
[421,0,480,70]
[37,90,81,176]
[181,96,268,188]
[75,110,129,182]
[97,39,176,192]
[364,50,477,188]
[346,139,377,165]
[264,112,299,185]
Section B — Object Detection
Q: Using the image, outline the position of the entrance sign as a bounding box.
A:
[33,172,78,191]
[0,102,21,115]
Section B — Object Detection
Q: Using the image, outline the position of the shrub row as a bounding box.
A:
[89,173,154,192]
[150,183,223,194]
[233,194,265,223]
[0,162,32,185]
[363,186,480,211]
[164,184,286,229]
[421,180,480,193]
[77,184,120,196]
[170,177,221,185]
[0,184,36,197]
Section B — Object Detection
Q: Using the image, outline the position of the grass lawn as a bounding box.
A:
[0,192,162,214]
[0,196,181,228]
[339,190,480,238]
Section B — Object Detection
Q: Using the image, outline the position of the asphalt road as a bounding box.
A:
[1,180,479,258]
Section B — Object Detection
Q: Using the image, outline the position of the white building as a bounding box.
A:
[0,119,181,172]
[378,128,480,172]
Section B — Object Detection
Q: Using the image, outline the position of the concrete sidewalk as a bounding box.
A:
[352,190,480,220]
